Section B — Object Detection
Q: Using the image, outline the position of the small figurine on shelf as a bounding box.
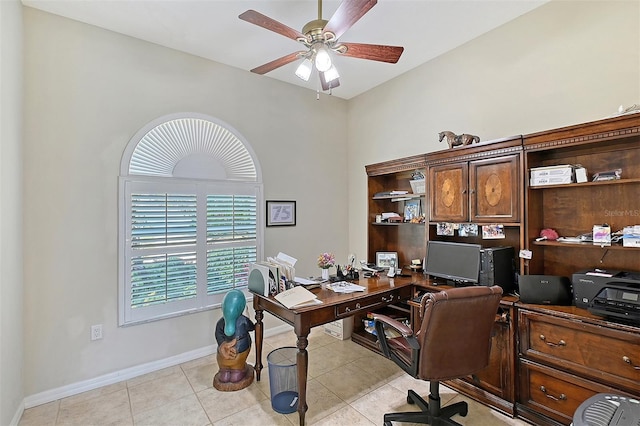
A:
[439,131,480,149]
[213,289,255,391]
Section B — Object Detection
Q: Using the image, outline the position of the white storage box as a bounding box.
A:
[530,175,573,186]
[324,318,353,340]
[409,179,425,194]
[530,164,574,179]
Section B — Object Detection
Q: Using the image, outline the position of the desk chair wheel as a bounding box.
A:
[384,422,392,426]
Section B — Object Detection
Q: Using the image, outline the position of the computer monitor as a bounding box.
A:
[425,240,481,285]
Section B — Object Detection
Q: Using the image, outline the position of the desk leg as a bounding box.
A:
[296,333,309,426]
[254,308,264,381]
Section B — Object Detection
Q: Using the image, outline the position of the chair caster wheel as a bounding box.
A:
[460,405,468,417]
[384,422,393,426]
[407,395,414,404]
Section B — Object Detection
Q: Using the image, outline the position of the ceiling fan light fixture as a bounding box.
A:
[314,44,332,72]
[295,58,313,81]
[324,65,339,83]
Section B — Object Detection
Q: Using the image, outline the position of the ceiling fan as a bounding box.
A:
[239,0,404,92]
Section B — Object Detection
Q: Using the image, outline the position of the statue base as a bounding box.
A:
[213,364,254,391]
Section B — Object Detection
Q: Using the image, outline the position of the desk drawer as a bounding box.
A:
[519,310,640,394]
[518,360,629,425]
[335,289,406,318]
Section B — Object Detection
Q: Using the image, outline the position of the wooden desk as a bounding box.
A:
[252,275,416,425]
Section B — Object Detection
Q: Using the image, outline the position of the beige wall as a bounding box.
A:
[22,7,347,398]
[0,0,24,424]
[347,0,640,263]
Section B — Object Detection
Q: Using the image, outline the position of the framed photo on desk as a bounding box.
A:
[376,251,398,269]
[266,200,296,227]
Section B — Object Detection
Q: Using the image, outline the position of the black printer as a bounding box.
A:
[572,269,640,325]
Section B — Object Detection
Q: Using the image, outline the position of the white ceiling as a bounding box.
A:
[22,0,549,100]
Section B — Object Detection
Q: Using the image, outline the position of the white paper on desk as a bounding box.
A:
[327,281,366,293]
[274,285,322,309]
[294,277,317,285]
[277,252,297,266]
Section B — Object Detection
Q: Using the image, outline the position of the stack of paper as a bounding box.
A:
[267,252,296,282]
[274,286,322,309]
[327,281,366,293]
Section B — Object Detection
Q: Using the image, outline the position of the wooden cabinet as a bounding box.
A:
[429,154,520,223]
[523,114,640,277]
[517,305,640,425]
[365,154,427,268]
[424,137,525,287]
[361,114,640,426]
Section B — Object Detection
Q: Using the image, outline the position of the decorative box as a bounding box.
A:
[409,179,425,194]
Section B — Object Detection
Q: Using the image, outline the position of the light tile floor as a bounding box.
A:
[19,328,532,425]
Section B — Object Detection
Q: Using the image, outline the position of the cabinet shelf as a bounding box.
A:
[372,221,425,226]
[428,221,521,227]
[533,240,640,251]
[529,177,640,190]
[372,193,424,200]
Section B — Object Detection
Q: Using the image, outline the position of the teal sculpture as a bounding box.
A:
[213,290,255,391]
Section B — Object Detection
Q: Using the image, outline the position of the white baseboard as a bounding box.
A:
[22,324,292,410]
[10,404,24,426]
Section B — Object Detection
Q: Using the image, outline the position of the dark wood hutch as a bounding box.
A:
[360,113,640,426]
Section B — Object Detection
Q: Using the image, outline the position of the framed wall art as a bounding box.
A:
[266,200,296,227]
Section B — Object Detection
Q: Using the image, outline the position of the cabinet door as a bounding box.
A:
[429,163,468,222]
[469,155,519,222]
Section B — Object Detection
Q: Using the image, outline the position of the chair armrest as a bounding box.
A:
[372,313,413,337]
[373,313,420,377]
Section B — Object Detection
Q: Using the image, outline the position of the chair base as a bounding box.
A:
[383,382,468,426]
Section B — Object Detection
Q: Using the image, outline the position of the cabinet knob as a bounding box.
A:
[623,356,640,370]
[540,386,567,401]
[539,334,566,347]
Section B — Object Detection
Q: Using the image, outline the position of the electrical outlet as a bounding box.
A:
[90,324,103,341]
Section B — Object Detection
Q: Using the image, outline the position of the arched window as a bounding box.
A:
[119,113,263,325]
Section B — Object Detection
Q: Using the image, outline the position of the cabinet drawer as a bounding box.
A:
[518,360,631,425]
[519,310,640,394]
[335,289,408,318]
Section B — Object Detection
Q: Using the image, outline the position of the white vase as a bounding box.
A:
[321,268,330,280]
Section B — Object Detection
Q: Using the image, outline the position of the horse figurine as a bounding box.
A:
[439,131,480,149]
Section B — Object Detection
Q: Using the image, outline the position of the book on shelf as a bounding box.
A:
[374,190,409,197]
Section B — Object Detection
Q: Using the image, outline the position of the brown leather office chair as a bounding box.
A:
[373,285,503,426]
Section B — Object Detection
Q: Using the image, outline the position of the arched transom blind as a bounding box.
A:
[128,118,257,181]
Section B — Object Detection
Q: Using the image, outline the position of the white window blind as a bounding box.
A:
[119,114,262,325]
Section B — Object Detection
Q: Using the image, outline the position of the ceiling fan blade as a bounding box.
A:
[239,10,306,42]
[250,51,305,75]
[319,72,340,91]
[323,0,377,40]
[338,42,404,63]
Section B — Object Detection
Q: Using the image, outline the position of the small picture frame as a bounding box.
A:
[376,251,398,269]
[404,199,421,221]
[266,200,296,227]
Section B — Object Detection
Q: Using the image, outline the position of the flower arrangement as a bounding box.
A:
[317,252,336,269]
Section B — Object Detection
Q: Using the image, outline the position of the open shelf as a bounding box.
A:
[529,177,640,190]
